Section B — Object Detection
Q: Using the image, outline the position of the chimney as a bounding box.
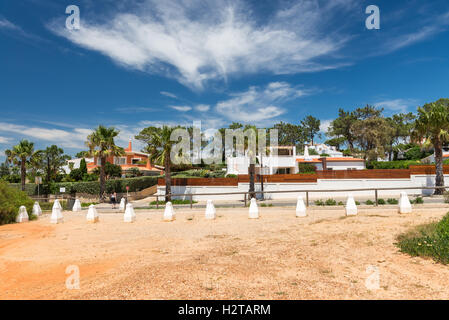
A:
[126,139,132,152]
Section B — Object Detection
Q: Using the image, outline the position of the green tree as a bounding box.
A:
[79,158,87,176]
[42,145,70,183]
[412,99,449,195]
[327,108,357,150]
[300,116,321,145]
[386,113,416,160]
[136,125,181,201]
[272,121,304,147]
[325,137,346,151]
[5,140,41,191]
[86,126,125,201]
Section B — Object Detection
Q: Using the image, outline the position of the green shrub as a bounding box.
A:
[396,213,449,264]
[338,201,344,206]
[0,182,34,225]
[225,174,237,178]
[149,199,197,205]
[367,160,422,169]
[387,198,399,205]
[325,199,337,206]
[377,198,386,205]
[355,201,361,205]
[260,203,274,207]
[39,200,69,211]
[81,202,99,208]
[314,199,325,206]
[411,197,424,204]
[297,163,316,174]
[365,200,374,205]
[404,146,431,160]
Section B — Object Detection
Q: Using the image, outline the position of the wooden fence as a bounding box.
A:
[157,165,449,186]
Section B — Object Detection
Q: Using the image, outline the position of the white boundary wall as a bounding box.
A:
[157,174,449,201]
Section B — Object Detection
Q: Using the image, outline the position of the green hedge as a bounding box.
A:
[0,182,34,225]
[11,176,161,196]
[367,160,423,169]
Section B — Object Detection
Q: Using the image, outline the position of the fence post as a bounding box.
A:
[156,195,159,209]
[375,189,378,206]
[190,194,193,209]
[306,191,309,207]
[244,193,247,207]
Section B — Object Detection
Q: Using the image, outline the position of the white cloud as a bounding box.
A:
[215,82,307,123]
[0,18,19,30]
[319,119,332,133]
[374,99,417,113]
[48,0,351,89]
[115,107,160,113]
[0,136,12,144]
[160,91,178,99]
[194,104,210,112]
[170,105,191,112]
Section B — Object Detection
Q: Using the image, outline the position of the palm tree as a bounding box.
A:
[413,99,449,195]
[5,140,41,191]
[135,125,179,202]
[86,126,124,201]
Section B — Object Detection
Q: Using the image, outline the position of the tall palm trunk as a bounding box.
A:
[99,156,106,201]
[249,163,255,199]
[434,141,444,195]
[165,154,171,202]
[20,157,26,191]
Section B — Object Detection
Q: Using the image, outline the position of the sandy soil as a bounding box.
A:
[1,205,449,300]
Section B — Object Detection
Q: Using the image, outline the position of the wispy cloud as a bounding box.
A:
[160,91,178,99]
[48,0,352,89]
[319,119,332,134]
[374,99,418,113]
[0,136,12,144]
[170,105,192,112]
[215,82,308,123]
[194,104,210,112]
[0,18,20,31]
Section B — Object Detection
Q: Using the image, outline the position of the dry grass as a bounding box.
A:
[1,206,449,299]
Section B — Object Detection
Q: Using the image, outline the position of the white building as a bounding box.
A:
[62,158,94,174]
[226,145,365,175]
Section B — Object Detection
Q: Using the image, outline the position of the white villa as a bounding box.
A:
[226,144,365,175]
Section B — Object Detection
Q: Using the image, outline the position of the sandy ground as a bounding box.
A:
[1,205,449,300]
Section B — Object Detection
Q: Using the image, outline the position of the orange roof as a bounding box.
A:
[296,159,321,163]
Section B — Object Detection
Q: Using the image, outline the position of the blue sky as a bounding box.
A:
[1,0,449,158]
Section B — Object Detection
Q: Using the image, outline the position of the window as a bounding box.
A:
[115,157,127,165]
[132,158,142,165]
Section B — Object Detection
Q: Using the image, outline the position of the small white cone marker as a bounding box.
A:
[399,192,412,214]
[164,201,175,221]
[86,204,99,223]
[72,199,82,212]
[249,198,259,219]
[32,202,42,217]
[119,198,126,211]
[16,206,29,223]
[205,200,216,220]
[296,196,307,217]
[124,203,136,222]
[345,194,357,216]
[51,200,64,224]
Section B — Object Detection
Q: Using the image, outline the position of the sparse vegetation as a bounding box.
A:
[387,198,399,205]
[325,199,337,206]
[149,199,197,205]
[397,213,449,264]
[411,197,424,204]
[365,200,375,205]
[377,198,386,205]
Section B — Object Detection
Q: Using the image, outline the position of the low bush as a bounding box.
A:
[0,182,34,225]
[338,201,344,206]
[367,160,422,169]
[377,198,386,205]
[314,199,325,206]
[225,174,237,178]
[396,213,449,264]
[411,197,424,204]
[387,198,399,205]
[260,203,273,207]
[365,200,375,205]
[172,169,225,178]
[39,200,69,211]
[149,199,198,205]
[81,202,99,208]
[325,199,337,206]
[297,163,316,174]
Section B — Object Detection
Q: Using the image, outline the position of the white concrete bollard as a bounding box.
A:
[32,202,42,217]
[205,200,216,220]
[16,206,29,223]
[164,201,175,221]
[399,192,412,214]
[345,194,357,216]
[86,204,99,223]
[50,200,64,224]
[296,196,307,217]
[119,198,126,211]
[124,203,136,222]
[72,199,82,212]
[249,198,259,219]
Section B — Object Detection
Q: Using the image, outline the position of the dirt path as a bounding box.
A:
[1,206,449,299]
